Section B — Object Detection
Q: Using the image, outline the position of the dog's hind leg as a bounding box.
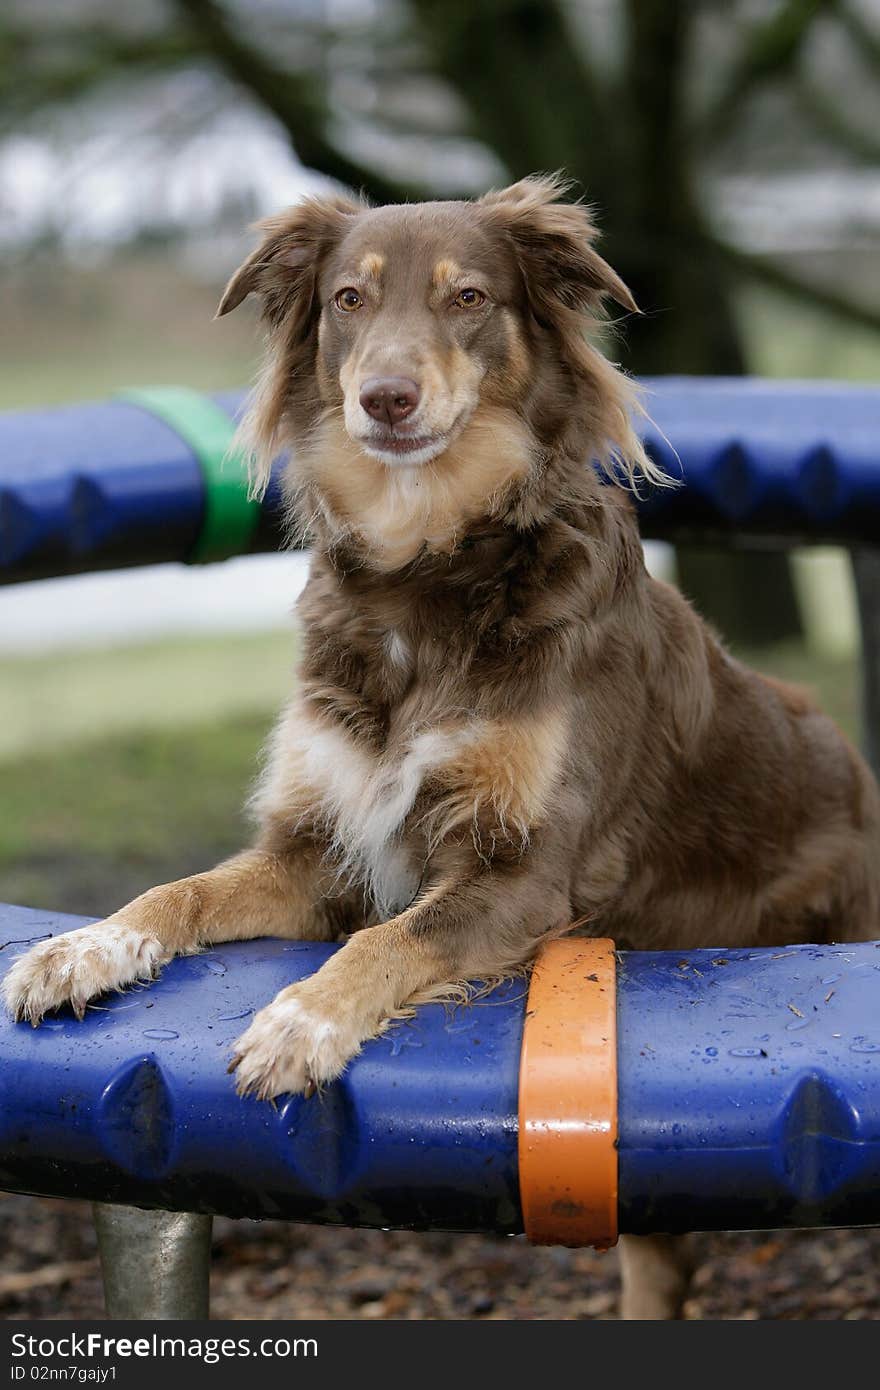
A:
[3,843,339,1025]
[618,1233,694,1320]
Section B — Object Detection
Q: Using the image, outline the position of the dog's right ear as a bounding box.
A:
[216,192,363,326]
[480,174,638,320]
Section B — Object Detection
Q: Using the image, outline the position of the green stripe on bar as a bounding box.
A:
[120,387,259,563]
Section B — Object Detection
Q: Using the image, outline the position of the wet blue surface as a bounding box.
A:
[2,905,879,1234]
[618,942,880,1232]
[0,904,524,1231]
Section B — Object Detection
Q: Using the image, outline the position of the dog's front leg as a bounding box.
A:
[231,866,568,1100]
[3,843,336,1025]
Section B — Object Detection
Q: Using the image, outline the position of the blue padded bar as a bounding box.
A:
[0,401,205,581]
[0,905,524,1232]
[618,943,880,1234]
[2,379,880,584]
[2,905,880,1234]
[639,377,880,541]
[0,393,287,584]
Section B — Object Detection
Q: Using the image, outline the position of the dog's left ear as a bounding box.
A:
[216,192,363,326]
[216,193,363,500]
[481,174,638,319]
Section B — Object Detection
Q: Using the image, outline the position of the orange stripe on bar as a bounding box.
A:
[518,937,618,1248]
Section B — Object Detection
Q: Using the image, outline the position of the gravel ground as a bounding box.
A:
[0,1192,877,1321]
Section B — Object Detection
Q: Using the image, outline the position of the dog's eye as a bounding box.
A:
[334,288,363,312]
[453,288,486,309]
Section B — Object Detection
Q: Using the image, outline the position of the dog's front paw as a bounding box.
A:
[230,985,370,1101]
[2,922,169,1025]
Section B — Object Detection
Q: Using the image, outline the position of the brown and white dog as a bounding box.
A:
[6,175,880,1317]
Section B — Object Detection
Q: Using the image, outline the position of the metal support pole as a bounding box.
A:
[93,1203,213,1319]
[850,547,880,777]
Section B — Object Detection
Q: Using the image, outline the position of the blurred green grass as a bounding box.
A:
[0,713,268,915]
[0,630,296,914]
[0,631,295,762]
[0,253,872,919]
[0,253,258,410]
[736,285,880,382]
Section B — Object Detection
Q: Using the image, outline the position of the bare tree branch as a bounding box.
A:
[407,0,617,196]
[717,236,880,335]
[0,22,199,124]
[838,0,880,68]
[172,0,419,202]
[796,75,880,163]
[698,0,839,147]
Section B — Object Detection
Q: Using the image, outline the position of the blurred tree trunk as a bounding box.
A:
[411,0,800,644]
[620,0,800,642]
[616,0,745,375]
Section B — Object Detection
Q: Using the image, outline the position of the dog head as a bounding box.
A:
[219,174,665,565]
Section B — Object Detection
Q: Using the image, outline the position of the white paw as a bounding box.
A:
[229,988,366,1100]
[2,922,169,1025]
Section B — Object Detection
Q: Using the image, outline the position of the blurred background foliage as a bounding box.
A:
[0,0,878,917]
[4,0,879,374]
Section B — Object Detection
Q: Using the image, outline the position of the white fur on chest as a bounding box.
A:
[258,708,481,919]
[384,628,412,672]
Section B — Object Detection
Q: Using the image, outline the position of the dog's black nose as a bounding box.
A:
[359,377,421,426]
